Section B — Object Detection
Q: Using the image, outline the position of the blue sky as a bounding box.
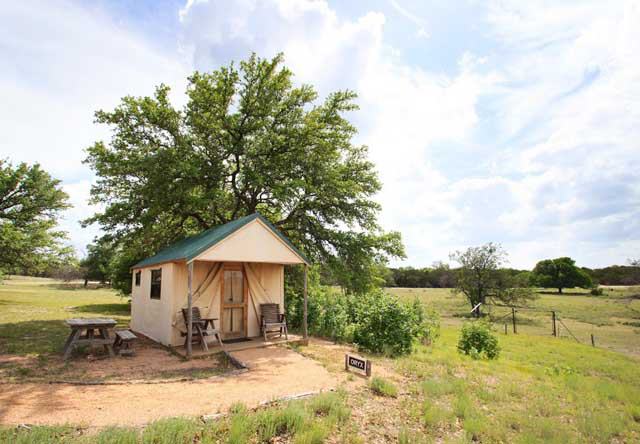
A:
[1,0,639,269]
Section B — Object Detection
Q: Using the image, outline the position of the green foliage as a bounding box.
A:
[457,321,500,359]
[531,257,593,293]
[255,403,306,441]
[95,426,138,444]
[369,376,399,397]
[0,159,71,276]
[590,286,604,296]
[286,271,440,355]
[84,53,404,294]
[388,262,456,288]
[587,264,640,285]
[80,238,116,284]
[450,243,536,316]
[49,260,84,282]
[423,401,454,428]
[351,291,438,355]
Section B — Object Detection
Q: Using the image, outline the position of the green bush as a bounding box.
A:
[457,321,500,359]
[287,284,440,356]
[352,291,423,355]
[369,376,398,397]
[590,286,604,296]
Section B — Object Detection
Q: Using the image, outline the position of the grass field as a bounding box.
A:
[1,277,640,442]
[0,276,130,356]
[390,286,640,358]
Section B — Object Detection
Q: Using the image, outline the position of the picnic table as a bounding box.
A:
[63,318,117,360]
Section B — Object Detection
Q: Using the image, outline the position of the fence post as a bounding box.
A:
[552,311,557,337]
[591,334,595,347]
[504,323,508,335]
[511,307,517,334]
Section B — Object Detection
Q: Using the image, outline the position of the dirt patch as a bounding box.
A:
[0,346,337,427]
[0,337,231,383]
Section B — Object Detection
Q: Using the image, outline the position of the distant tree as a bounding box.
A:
[0,160,71,275]
[531,257,592,293]
[84,53,404,294]
[51,262,85,283]
[80,238,115,286]
[450,243,535,317]
[431,261,456,288]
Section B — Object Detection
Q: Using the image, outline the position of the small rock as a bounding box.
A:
[202,413,225,422]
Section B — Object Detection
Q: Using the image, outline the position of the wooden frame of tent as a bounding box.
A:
[129,213,310,359]
[183,261,308,358]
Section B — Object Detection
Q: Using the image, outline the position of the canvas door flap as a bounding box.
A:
[244,263,274,305]
[173,263,222,329]
[203,265,223,318]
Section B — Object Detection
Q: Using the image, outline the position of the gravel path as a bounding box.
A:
[0,347,337,427]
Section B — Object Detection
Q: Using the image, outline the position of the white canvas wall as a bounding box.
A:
[131,261,285,346]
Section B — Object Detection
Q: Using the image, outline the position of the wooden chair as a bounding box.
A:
[181,307,223,351]
[260,303,288,342]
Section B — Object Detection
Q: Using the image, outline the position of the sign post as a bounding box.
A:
[345,353,371,377]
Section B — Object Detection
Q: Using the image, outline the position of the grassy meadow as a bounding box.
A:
[0,276,130,356]
[390,286,640,358]
[1,277,639,442]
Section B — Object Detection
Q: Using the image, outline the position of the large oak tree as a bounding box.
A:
[84,54,404,293]
[450,243,536,317]
[531,257,592,293]
[0,160,71,275]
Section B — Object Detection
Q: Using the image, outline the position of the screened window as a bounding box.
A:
[135,271,141,287]
[150,269,162,299]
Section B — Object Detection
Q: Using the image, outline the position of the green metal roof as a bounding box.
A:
[132,213,309,269]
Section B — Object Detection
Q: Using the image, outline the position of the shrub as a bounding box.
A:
[457,321,500,359]
[590,286,604,296]
[369,377,398,397]
[288,284,440,356]
[351,291,439,355]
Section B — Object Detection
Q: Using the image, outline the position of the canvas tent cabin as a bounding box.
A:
[130,213,309,357]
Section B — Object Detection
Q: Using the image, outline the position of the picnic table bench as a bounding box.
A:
[114,329,137,356]
[63,318,117,360]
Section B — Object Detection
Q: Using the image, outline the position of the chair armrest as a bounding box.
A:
[279,313,287,323]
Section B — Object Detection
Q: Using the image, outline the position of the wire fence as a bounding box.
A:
[475,304,599,347]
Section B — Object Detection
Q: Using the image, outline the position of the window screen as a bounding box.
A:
[150,269,162,299]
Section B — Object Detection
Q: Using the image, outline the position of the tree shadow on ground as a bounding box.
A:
[47,283,110,291]
[0,315,129,357]
[71,303,131,317]
[0,319,70,356]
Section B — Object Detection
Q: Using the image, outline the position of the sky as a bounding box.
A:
[1,0,639,269]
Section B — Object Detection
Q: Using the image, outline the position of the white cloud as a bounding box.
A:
[2,0,637,268]
[439,0,640,267]
[179,0,498,263]
[389,0,429,39]
[0,0,189,255]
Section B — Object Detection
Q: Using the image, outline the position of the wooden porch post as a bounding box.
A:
[303,264,308,340]
[187,261,193,359]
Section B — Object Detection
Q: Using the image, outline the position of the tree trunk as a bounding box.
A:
[558,287,563,294]
[84,279,88,288]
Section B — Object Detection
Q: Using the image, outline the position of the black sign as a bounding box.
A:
[349,356,366,370]
[345,353,371,376]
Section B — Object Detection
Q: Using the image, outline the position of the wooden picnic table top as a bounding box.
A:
[65,318,117,328]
